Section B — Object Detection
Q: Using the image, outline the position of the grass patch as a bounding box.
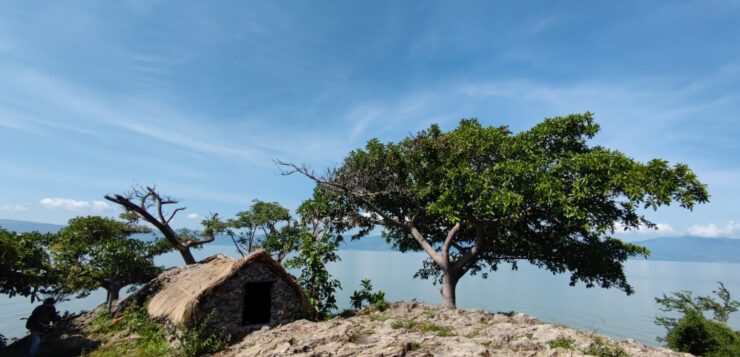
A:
[391,318,455,337]
[464,323,488,338]
[548,337,575,350]
[368,314,389,322]
[584,336,630,357]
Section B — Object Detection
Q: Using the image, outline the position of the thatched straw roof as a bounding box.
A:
[147,249,308,326]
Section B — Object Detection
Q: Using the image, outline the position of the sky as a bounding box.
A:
[0,1,738,240]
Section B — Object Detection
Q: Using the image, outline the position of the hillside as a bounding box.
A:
[219,301,688,356]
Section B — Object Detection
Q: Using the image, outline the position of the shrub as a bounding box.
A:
[665,310,740,356]
[655,282,740,355]
[350,279,389,312]
[178,317,229,357]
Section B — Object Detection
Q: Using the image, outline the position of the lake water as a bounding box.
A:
[2,245,739,347]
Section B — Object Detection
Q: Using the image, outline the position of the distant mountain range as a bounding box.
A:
[633,236,740,263]
[2,218,739,263]
[0,218,63,234]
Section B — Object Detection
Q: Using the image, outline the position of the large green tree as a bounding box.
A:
[284,113,709,307]
[52,216,169,311]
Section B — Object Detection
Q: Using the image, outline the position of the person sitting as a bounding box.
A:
[25,298,60,357]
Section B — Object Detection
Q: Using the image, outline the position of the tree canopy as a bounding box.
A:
[0,228,57,302]
[52,216,169,311]
[284,113,709,307]
[225,199,296,262]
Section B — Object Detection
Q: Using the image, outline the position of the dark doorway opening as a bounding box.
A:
[243,281,273,325]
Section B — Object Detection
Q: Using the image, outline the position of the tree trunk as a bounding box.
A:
[441,272,459,308]
[178,246,196,265]
[106,287,121,313]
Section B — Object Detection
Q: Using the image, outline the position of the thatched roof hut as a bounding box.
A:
[147,249,309,338]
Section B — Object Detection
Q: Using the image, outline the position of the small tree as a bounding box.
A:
[0,228,59,302]
[227,200,292,258]
[105,185,217,265]
[350,279,389,311]
[284,189,349,318]
[283,113,709,307]
[53,216,169,311]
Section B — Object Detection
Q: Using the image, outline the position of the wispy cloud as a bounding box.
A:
[0,203,29,212]
[1,67,279,165]
[186,213,200,220]
[40,198,111,212]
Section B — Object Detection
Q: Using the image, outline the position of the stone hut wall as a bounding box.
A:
[195,262,305,338]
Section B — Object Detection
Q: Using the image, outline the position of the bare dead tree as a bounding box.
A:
[104,185,215,265]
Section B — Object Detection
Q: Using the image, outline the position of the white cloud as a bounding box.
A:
[39,198,111,212]
[0,203,29,212]
[688,221,740,238]
[186,213,200,220]
[615,222,677,236]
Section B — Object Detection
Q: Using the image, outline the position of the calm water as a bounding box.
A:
[2,245,739,347]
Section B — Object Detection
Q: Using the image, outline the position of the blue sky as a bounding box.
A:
[0,1,738,239]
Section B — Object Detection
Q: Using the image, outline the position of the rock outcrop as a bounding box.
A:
[220,301,690,357]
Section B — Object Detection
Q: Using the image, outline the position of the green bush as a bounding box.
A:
[655,282,740,355]
[178,316,229,357]
[665,311,740,357]
[350,279,389,312]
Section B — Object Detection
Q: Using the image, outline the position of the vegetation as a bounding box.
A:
[390,318,454,337]
[548,336,575,350]
[227,200,292,259]
[285,234,341,319]
[85,306,171,356]
[285,189,352,319]
[53,216,169,311]
[350,279,389,312]
[0,228,59,302]
[178,315,229,357]
[85,306,228,357]
[283,113,709,307]
[584,336,629,357]
[655,282,740,355]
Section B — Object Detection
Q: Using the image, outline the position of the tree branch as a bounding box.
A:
[166,207,186,224]
[442,222,462,256]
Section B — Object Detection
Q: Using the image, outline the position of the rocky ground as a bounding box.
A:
[219,301,690,357]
